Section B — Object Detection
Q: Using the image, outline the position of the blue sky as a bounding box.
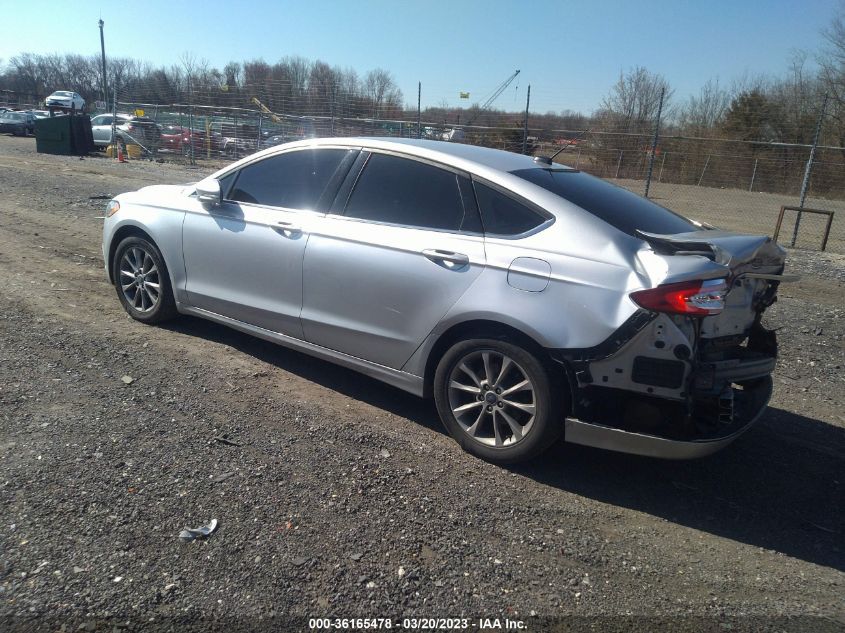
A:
[0,0,839,113]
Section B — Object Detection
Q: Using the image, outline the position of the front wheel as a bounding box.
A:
[113,237,177,324]
[434,339,564,464]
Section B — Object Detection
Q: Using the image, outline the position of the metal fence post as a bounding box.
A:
[697,155,711,186]
[417,81,421,139]
[111,86,117,159]
[793,93,829,246]
[615,150,623,179]
[522,85,531,155]
[257,113,263,150]
[658,152,666,182]
[188,103,194,165]
[644,87,665,198]
[749,158,758,192]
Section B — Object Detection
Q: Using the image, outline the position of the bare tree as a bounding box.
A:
[599,66,674,133]
[678,78,730,135]
[364,68,402,118]
[819,1,845,149]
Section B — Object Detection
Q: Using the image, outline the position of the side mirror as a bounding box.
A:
[196,178,221,207]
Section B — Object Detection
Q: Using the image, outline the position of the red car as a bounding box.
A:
[160,125,220,155]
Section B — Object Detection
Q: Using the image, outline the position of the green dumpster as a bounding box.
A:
[35,115,95,156]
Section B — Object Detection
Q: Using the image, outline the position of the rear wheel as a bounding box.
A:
[434,339,563,464]
[113,237,177,324]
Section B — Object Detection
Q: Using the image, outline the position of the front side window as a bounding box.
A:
[228,149,352,209]
[343,153,466,231]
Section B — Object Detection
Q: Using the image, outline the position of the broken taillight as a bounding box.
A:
[630,278,727,316]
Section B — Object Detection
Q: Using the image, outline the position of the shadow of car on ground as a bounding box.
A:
[165,315,844,572]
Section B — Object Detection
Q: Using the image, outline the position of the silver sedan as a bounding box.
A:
[102,138,790,463]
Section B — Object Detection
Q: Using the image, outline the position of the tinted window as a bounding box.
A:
[511,168,696,236]
[473,182,547,235]
[229,149,350,209]
[344,154,465,230]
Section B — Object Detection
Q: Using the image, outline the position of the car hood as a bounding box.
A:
[119,184,192,205]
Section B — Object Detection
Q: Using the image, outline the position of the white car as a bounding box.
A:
[45,91,85,111]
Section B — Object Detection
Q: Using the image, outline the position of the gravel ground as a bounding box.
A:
[0,136,843,632]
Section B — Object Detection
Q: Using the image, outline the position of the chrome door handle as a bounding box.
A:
[272,221,301,235]
[422,249,470,266]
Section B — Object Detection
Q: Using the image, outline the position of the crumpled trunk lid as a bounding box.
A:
[637,230,788,340]
[637,230,786,275]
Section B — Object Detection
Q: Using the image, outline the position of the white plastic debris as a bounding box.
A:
[178,519,218,542]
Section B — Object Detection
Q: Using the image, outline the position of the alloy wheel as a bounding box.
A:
[119,246,161,313]
[447,350,537,447]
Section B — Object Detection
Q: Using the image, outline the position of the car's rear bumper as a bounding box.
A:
[564,376,772,459]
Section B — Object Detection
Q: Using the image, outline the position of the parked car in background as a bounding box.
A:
[45,91,85,111]
[101,138,790,464]
[441,128,466,142]
[0,111,33,136]
[160,125,220,155]
[90,113,162,153]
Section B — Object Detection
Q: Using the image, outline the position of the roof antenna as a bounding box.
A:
[534,128,592,166]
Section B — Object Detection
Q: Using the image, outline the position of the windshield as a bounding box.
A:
[55,91,73,97]
[3,113,24,121]
[511,167,697,237]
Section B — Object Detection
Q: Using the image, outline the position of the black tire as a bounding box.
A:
[113,236,178,324]
[434,338,564,464]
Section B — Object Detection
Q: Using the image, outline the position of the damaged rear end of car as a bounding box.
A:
[561,230,790,458]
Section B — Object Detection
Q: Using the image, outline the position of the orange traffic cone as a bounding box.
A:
[117,143,127,163]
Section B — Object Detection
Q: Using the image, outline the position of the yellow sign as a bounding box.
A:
[459,92,470,99]
[134,109,145,117]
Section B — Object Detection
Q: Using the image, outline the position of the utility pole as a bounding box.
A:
[522,85,530,155]
[417,82,421,139]
[98,19,108,104]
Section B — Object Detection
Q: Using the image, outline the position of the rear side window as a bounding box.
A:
[344,153,466,231]
[229,149,351,209]
[473,182,547,236]
[511,168,696,236]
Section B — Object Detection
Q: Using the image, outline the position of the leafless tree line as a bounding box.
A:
[2,3,845,158]
[0,52,404,120]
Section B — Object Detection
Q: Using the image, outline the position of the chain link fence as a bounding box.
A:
[83,91,845,255]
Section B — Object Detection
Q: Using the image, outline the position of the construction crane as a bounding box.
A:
[251,97,282,123]
[464,70,520,126]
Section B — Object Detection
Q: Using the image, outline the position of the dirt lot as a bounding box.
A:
[612,178,845,255]
[0,135,843,632]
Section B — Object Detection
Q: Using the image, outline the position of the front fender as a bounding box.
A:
[103,208,187,303]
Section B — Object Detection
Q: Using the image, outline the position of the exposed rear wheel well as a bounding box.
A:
[422,320,571,399]
[107,226,156,283]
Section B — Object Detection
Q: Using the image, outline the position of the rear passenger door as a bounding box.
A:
[300,151,486,369]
